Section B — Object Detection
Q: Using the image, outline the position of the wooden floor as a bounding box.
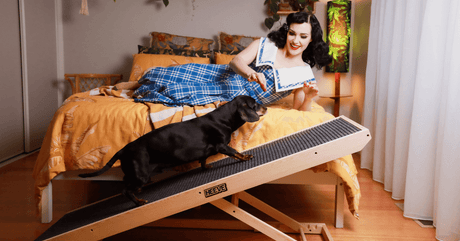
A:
[0,152,436,241]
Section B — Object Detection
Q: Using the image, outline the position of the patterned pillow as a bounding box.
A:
[138,45,212,58]
[218,32,260,54]
[150,32,215,51]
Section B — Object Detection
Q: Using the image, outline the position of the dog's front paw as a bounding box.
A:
[242,154,254,161]
[235,153,253,161]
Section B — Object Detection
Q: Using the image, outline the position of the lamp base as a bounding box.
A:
[334,73,341,117]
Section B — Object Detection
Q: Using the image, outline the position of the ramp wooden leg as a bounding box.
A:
[211,198,296,241]
[299,227,307,241]
[231,193,240,206]
[211,191,334,241]
[229,193,241,226]
[238,191,301,232]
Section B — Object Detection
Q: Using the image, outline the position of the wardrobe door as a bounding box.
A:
[0,0,25,162]
[21,0,59,151]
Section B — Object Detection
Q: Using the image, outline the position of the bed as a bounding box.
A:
[32,32,361,228]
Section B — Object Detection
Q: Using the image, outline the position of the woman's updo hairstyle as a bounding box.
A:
[267,11,332,69]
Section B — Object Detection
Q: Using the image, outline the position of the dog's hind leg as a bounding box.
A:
[199,159,212,170]
[121,154,151,206]
[123,174,149,206]
[123,187,148,206]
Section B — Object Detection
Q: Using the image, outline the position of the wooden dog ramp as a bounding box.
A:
[35,116,370,241]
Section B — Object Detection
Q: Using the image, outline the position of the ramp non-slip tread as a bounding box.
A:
[36,117,360,241]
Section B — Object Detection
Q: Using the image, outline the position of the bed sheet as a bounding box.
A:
[33,82,360,218]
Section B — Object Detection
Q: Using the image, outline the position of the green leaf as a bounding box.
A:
[163,0,169,7]
[273,13,280,22]
[265,17,275,30]
[269,3,279,14]
[298,0,306,3]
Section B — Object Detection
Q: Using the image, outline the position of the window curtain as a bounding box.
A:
[362,0,460,240]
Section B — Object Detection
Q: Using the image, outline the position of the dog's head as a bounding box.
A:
[234,96,267,123]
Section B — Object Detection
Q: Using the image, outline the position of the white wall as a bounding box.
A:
[60,0,284,95]
[59,0,370,123]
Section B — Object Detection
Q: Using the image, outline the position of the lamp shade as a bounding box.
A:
[326,0,351,73]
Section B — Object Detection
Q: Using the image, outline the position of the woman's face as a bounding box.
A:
[286,22,312,57]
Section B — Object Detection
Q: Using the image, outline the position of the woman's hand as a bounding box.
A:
[229,39,268,91]
[293,81,318,111]
[248,72,267,92]
[302,81,318,99]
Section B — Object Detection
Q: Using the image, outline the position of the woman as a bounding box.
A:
[134,11,331,111]
[230,11,331,111]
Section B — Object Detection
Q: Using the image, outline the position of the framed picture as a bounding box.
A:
[268,0,317,15]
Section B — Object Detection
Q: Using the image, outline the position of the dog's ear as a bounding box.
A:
[238,103,260,122]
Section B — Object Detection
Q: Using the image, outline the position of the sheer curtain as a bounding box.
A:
[361,0,460,240]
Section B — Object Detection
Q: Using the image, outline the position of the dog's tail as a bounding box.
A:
[78,151,122,178]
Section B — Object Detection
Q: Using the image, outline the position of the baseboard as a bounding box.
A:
[0,149,39,169]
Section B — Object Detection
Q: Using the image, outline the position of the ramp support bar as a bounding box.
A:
[211,191,333,241]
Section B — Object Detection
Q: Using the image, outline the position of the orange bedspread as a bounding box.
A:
[33,83,360,218]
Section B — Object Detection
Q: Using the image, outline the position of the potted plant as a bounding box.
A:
[264,0,319,29]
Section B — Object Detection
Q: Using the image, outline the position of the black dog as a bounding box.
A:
[79,95,267,206]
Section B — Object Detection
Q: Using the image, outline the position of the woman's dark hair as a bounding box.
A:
[267,11,332,69]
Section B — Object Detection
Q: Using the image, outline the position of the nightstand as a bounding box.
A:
[319,94,352,117]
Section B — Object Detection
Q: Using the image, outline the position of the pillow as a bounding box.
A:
[215,52,235,65]
[150,32,215,51]
[128,54,211,82]
[138,45,212,58]
[218,32,260,54]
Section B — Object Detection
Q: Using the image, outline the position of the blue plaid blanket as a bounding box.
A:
[133,63,291,106]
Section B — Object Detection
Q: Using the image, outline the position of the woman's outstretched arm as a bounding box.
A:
[229,39,267,91]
